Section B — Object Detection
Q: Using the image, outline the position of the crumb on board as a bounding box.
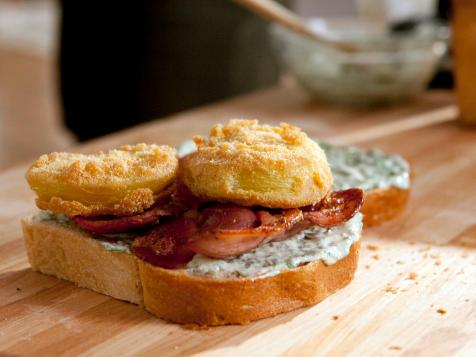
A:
[408,272,418,280]
[389,346,402,351]
[385,285,399,294]
[437,309,447,315]
[372,254,380,260]
[419,246,431,252]
[434,260,442,266]
[465,299,470,302]
[332,315,339,321]
[365,264,371,269]
[443,267,450,272]
[396,260,405,265]
[367,245,380,251]
[409,241,416,245]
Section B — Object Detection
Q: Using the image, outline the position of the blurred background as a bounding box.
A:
[0,0,451,170]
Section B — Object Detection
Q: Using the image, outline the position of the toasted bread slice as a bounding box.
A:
[139,242,359,326]
[21,215,360,325]
[21,216,143,304]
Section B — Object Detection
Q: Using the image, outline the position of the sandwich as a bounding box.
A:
[22,120,364,326]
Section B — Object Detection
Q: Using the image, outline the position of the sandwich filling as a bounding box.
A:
[34,210,362,279]
[34,186,363,279]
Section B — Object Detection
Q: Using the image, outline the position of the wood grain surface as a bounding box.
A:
[1,87,476,356]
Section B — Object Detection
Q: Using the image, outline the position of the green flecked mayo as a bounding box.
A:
[186,213,362,279]
[319,142,410,191]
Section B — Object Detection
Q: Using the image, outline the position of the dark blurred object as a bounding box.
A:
[59,1,283,141]
[429,0,452,88]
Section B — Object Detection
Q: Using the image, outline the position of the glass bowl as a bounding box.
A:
[270,18,447,106]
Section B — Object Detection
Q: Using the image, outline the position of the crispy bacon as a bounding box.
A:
[132,217,197,268]
[73,203,181,234]
[187,207,303,259]
[132,189,364,266]
[302,188,363,228]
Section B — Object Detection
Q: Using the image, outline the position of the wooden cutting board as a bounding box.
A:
[1,88,475,356]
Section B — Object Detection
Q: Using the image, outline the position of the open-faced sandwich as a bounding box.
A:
[22,120,364,326]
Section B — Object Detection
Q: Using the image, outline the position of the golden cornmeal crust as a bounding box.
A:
[362,187,410,227]
[181,119,333,208]
[22,214,359,326]
[26,143,178,217]
[139,242,359,326]
[21,216,143,304]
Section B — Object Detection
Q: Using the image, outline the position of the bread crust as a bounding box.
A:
[26,144,178,217]
[181,120,333,208]
[21,216,143,304]
[362,187,410,227]
[139,241,360,326]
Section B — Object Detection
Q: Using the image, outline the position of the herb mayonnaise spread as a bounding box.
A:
[319,142,410,191]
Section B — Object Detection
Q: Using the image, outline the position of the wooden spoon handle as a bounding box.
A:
[234,0,356,52]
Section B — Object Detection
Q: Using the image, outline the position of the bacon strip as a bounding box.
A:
[132,217,197,268]
[187,207,303,259]
[73,203,181,234]
[303,188,363,228]
[132,188,363,266]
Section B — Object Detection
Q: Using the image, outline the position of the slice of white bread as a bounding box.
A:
[21,216,143,304]
[21,216,360,326]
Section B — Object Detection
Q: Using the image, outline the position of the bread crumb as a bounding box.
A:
[434,260,442,266]
[367,245,380,251]
[332,315,339,320]
[437,309,447,315]
[396,260,405,265]
[365,265,371,269]
[419,246,431,252]
[409,241,416,245]
[385,286,399,294]
[430,254,440,259]
[389,346,402,351]
[461,253,469,259]
[465,299,470,302]
[408,272,418,280]
[443,267,450,272]
[372,254,380,260]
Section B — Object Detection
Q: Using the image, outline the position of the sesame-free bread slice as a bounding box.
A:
[139,241,360,326]
[21,216,143,304]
